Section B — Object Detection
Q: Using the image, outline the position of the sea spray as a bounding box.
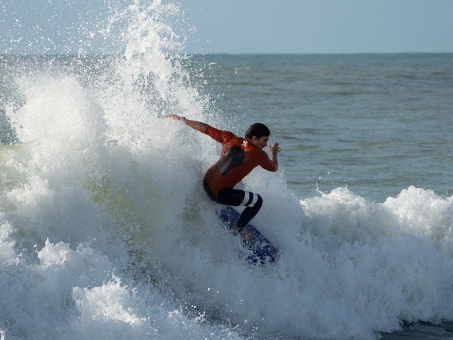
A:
[1,0,453,339]
[0,1,241,339]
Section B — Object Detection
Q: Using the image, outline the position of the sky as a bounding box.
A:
[1,0,452,54]
[182,0,453,54]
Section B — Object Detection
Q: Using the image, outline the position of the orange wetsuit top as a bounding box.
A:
[203,126,277,198]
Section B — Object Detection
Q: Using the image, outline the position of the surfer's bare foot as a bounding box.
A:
[232,228,252,240]
[239,229,252,240]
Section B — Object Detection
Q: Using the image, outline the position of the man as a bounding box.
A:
[167,115,280,238]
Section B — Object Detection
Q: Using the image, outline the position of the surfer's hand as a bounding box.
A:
[269,143,280,156]
[166,114,186,122]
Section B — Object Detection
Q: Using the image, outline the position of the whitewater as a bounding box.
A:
[1,1,453,339]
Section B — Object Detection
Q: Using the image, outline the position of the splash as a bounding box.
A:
[1,1,453,339]
[1,1,239,339]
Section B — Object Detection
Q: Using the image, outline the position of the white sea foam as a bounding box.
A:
[1,1,453,339]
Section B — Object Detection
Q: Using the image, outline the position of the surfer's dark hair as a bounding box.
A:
[245,123,270,139]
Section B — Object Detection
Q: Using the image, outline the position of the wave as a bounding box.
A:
[1,1,453,339]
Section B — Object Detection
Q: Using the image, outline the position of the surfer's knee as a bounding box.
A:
[235,194,263,230]
[244,192,262,211]
[253,194,263,210]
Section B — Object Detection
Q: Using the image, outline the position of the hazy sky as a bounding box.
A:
[183,0,453,54]
[1,0,452,54]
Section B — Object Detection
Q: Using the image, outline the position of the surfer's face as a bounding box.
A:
[251,136,269,150]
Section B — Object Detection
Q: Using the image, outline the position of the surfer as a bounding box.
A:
[167,115,280,239]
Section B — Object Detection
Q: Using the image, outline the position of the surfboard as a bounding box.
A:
[218,205,279,265]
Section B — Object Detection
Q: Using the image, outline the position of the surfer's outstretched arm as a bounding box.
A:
[166,114,208,133]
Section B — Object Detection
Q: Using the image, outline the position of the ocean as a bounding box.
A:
[1,2,453,340]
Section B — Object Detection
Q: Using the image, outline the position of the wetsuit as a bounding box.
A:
[202,126,277,231]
